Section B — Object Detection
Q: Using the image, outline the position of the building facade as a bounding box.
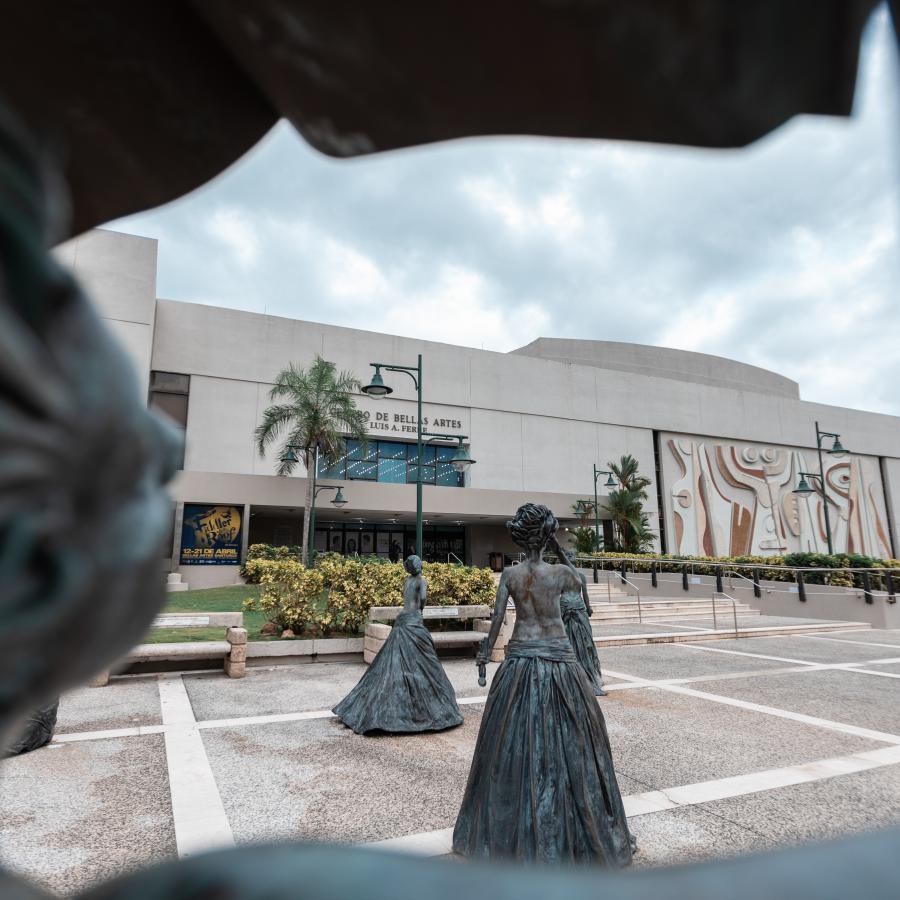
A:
[62,229,900,588]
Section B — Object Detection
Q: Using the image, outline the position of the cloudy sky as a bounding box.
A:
[114,7,900,415]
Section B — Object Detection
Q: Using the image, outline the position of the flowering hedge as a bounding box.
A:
[576,550,900,589]
[242,559,325,632]
[243,551,495,636]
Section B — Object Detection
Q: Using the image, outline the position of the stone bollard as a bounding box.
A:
[225,626,248,678]
[88,670,110,687]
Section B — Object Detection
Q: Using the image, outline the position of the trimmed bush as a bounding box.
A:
[576,550,900,590]
[243,549,496,636]
[243,559,325,633]
[240,543,303,583]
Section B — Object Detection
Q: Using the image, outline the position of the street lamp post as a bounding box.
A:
[792,422,848,556]
[362,357,477,560]
[592,464,616,553]
[576,466,616,582]
[362,354,424,556]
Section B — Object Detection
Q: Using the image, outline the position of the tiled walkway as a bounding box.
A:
[4,629,900,893]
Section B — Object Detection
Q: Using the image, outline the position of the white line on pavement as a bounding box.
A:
[52,724,166,743]
[601,669,900,745]
[796,634,900,650]
[844,667,900,680]
[53,650,900,744]
[158,674,235,859]
[673,643,821,665]
[365,743,900,856]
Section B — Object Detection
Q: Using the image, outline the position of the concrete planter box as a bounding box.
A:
[246,637,364,665]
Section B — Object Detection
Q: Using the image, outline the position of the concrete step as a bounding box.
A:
[592,612,758,625]
[590,597,754,608]
[590,603,756,618]
[591,607,757,621]
[595,621,870,647]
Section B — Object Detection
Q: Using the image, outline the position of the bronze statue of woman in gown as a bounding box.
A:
[453,504,633,865]
[333,555,463,735]
[560,567,606,696]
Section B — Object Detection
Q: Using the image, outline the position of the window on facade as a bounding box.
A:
[149,371,189,468]
[317,439,464,488]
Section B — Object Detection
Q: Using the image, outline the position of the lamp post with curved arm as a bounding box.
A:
[361,357,476,559]
[792,422,848,556]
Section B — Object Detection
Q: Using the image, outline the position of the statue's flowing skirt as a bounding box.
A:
[452,639,632,866]
[560,593,604,695]
[4,700,58,757]
[333,610,463,735]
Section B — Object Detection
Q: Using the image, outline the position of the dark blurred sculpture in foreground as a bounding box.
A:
[332,555,463,734]
[2,701,58,757]
[453,504,633,863]
[0,102,181,753]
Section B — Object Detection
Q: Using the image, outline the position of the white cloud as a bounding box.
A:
[205,207,260,269]
[111,6,900,416]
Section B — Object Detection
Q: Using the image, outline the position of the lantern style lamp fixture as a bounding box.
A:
[422,431,476,475]
[792,473,816,496]
[361,366,392,398]
[448,438,476,473]
[331,487,348,508]
[280,446,299,464]
[826,436,847,458]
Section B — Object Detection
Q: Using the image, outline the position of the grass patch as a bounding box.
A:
[144,584,360,643]
[144,585,269,643]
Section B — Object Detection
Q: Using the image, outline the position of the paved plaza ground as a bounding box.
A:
[4,627,900,894]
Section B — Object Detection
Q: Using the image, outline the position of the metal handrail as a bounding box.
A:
[447,553,463,565]
[606,570,644,622]
[573,555,898,576]
[712,591,740,637]
[722,568,759,590]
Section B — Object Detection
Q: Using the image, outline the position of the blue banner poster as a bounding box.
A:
[180,504,242,565]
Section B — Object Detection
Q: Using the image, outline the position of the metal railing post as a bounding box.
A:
[715,566,723,594]
[620,559,627,585]
[593,560,598,584]
[651,561,658,589]
[682,564,689,592]
[796,570,806,603]
[863,571,873,605]
[753,568,761,599]
[711,594,717,630]
[887,570,896,604]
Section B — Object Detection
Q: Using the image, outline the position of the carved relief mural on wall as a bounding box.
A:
[661,433,892,558]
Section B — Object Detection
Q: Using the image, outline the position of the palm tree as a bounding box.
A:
[606,454,656,553]
[255,356,368,565]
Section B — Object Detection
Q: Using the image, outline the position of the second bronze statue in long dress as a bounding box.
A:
[560,570,606,696]
[453,504,633,865]
[332,555,463,735]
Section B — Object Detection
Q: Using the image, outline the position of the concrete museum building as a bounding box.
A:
[61,229,900,588]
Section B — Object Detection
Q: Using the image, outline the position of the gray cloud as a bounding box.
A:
[112,7,900,415]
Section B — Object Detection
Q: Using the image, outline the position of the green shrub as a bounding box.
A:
[240,543,303,582]
[243,550,496,635]
[577,550,900,590]
[243,559,325,633]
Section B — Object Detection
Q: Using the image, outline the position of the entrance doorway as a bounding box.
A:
[315,522,465,563]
